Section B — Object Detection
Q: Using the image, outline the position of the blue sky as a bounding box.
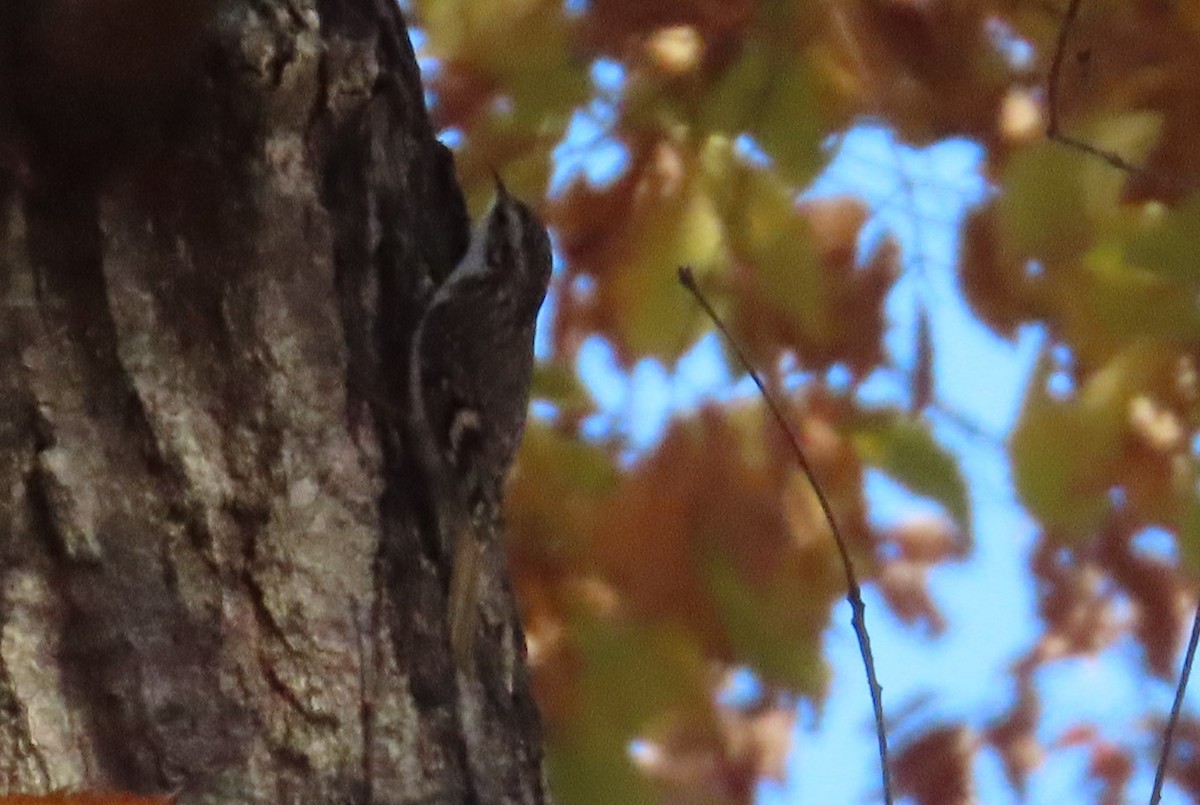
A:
[764,127,1045,805]
[414,21,1200,804]
[551,108,1198,805]
[759,127,1199,805]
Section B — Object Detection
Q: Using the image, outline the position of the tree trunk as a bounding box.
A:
[0,1,547,802]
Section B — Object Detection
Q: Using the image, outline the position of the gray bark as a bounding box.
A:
[0,1,547,802]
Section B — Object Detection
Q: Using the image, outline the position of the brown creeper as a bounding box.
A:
[407,178,552,666]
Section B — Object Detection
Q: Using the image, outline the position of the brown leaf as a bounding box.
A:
[731,192,900,375]
[1096,515,1187,678]
[429,61,498,132]
[579,402,866,688]
[893,724,978,805]
[1031,541,1121,661]
[889,514,962,564]
[985,675,1042,793]
[833,3,1009,144]
[553,138,725,363]
[878,558,945,634]
[640,696,796,805]
[1088,741,1133,805]
[959,208,1039,341]
[580,0,757,65]
[586,408,754,652]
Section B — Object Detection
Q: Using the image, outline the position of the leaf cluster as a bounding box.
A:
[414,0,1200,802]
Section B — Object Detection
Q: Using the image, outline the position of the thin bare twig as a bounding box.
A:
[1048,4,1200,801]
[1046,0,1088,144]
[1047,0,1148,171]
[1045,0,1187,182]
[678,266,893,805]
[1150,603,1200,804]
[1046,4,1200,801]
[1045,0,1138,172]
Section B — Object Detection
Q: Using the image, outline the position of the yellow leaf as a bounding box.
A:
[739,169,828,336]
[704,555,829,695]
[1123,196,1200,282]
[700,42,826,188]
[604,148,725,360]
[1011,343,1178,537]
[997,113,1161,264]
[1178,487,1200,578]
[530,361,594,415]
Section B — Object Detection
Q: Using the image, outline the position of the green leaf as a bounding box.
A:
[853,413,971,538]
[607,163,726,361]
[417,0,588,130]
[997,113,1161,264]
[531,361,594,415]
[1072,248,1200,365]
[704,556,828,695]
[518,422,619,497]
[737,167,828,334]
[1010,343,1178,538]
[997,142,1091,263]
[700,43,826,189]
[1010,369,1116,538]
[547,731,656,805]
[1178,485,1200,579]
[578,619,710,730]
[1122,196,1200,282]
[754,55,826,190]
[548,618,713,803]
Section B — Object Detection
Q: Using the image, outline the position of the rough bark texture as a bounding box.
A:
[0,1,547,802]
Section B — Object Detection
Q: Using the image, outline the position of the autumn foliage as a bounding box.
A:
[411,1,1200,803]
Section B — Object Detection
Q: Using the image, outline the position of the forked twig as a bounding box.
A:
[678,266,893,805]
[1046,0,1192,190]
[1046,0,1146,173]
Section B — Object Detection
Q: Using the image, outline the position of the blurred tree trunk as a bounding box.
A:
[0,1,546,802]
